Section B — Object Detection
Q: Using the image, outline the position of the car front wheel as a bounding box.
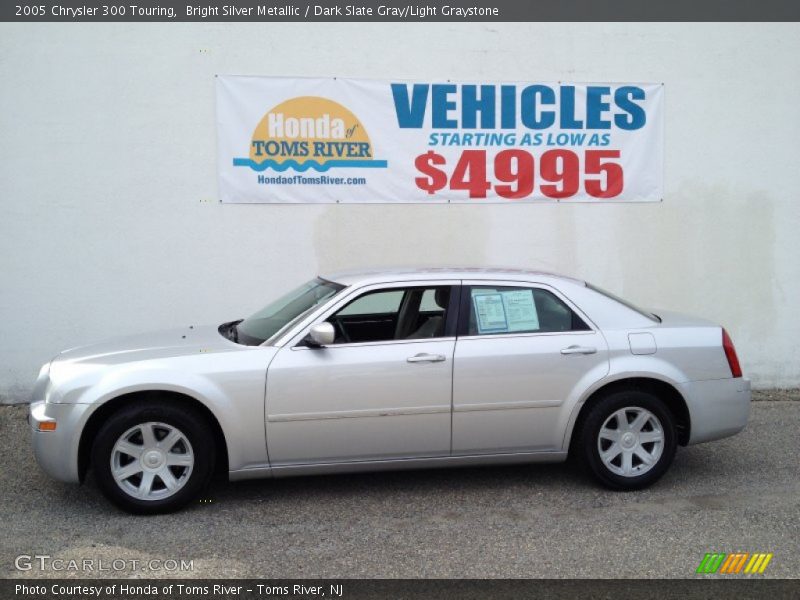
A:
[91,402,215,514]
[578,390,677,490]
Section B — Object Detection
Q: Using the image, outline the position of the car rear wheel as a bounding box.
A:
[578,390,677,490]
[91,402,215,514]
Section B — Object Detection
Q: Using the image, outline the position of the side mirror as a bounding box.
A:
[305,322,335,347]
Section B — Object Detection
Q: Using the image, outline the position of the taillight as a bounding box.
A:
[722,328,742,378]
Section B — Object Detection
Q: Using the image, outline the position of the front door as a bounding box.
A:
[452,282,609,454]
[265,282,459,466]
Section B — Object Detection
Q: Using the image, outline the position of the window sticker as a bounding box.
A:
[503,289,540,332]
[471,288,541,334]
[472,293,508,333]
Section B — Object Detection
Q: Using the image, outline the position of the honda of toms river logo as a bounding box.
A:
[233,96,388,172]
[696,552,773,574]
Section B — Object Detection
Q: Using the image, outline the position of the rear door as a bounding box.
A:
[452,281,609,454]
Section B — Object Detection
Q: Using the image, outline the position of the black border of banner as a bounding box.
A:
[2,1,800,22]
[3,579,800,600]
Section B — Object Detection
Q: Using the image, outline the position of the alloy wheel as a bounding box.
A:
[110,421,194,500]
[597,407,664,477]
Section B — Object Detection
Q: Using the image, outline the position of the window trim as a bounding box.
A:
[456,281,597,338]
[290,336,458,352]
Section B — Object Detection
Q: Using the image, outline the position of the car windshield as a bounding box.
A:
[235,278,345,346]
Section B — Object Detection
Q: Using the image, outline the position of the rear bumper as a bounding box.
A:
[29,400,92,483]
[679,377,751,445]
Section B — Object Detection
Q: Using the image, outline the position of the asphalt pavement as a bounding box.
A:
[1,393,798,579]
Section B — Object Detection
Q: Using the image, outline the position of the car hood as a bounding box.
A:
[55,324,242,366]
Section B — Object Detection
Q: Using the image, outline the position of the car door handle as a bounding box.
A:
[407,353,446,363]
[560,345,597,355]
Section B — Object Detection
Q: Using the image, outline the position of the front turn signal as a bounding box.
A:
[37,421,57,432]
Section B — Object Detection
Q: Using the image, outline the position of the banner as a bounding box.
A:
[216,76,663,203]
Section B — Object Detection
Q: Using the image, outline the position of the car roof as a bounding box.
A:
[321,267,586,287]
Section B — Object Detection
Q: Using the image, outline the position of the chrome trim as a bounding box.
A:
[268,405,452,423]
[457,331,595,342]
[407,353,446,363]
[291,337,456,351]
[267,449,568,476]
[228,466,272,481]
[454,399,562,412]
[561,345,598,355]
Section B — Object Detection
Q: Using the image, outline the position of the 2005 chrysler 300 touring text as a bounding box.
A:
[29,268,751,513]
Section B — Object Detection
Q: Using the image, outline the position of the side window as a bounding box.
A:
[337,290,403,316]
[328,286,453,344]
[466,286,589,336]
[419,288,445,312]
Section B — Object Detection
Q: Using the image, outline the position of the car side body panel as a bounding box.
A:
[679,377,751,444]
[31,329,277,480]
[453,331,610,453]
[29,268,751,488]
[265,339,455,465]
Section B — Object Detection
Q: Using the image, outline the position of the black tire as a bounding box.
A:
[91,401,215,514]
[576,389,677,490]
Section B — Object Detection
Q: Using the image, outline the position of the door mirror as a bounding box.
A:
[305,322,335,347]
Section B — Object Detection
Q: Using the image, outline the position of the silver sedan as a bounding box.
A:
[29,268,751,513]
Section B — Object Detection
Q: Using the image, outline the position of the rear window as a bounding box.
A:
[586,283,660,322]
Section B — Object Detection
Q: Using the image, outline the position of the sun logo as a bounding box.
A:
[233,96,387,172]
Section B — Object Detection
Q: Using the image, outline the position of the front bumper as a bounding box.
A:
[29,400,93,483]
[679,377,751,445]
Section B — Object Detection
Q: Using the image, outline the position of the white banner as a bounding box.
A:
[216,76,663,203]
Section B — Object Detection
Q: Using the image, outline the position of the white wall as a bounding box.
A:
[1,23,798,400]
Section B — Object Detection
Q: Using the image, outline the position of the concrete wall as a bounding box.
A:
[1,23,798,400]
